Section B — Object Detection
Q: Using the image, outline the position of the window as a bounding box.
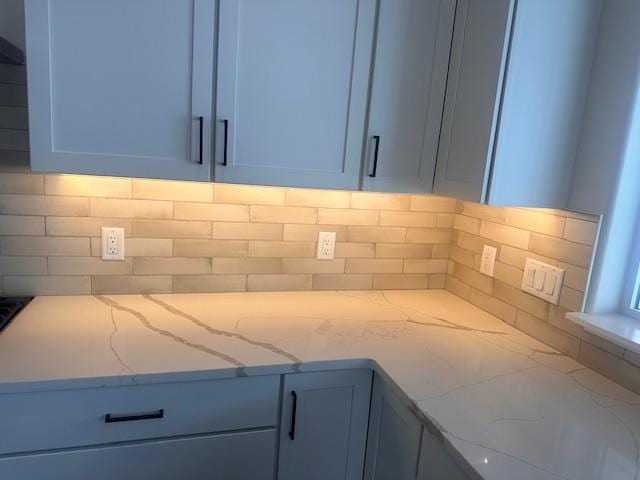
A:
[623,217,640,320]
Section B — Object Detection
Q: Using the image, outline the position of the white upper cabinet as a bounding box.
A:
[434,0,602,207]
[433,0,515,202]
[214,0,376,190]
[362,0,455,193]
[25,0,214,181]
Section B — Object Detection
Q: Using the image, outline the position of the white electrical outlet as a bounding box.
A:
[101,227,125,261]
[479,245,497,276]
[521,258,564,305]
[317,231,336,260]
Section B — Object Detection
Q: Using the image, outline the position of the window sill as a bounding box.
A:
[567,311,640,354]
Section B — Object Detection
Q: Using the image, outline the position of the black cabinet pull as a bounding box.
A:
[198,116,204,165]
[288,391,298,440]
[105,409,164,424]
[221,119,229,166]
[369,135,380,177]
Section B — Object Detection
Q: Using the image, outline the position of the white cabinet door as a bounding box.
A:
[215,0,376,190]
[417,428,471,480]
[363,374,422,480]
[278,369,372,480]
[25,0,214,181]
[433,0,515,202]
[362,0,455,193]
[0,430,277,480]
[486,0,602,207]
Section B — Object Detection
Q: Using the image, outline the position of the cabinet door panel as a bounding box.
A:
[26,0,214,181]
[487,0,601,207]
[215,0,376,189]
[0,430,277,480]
[363,0,455,193]
[417,428,471,480]
[278,369,372,480]
[364,375,422,480]
[433,0,514,201]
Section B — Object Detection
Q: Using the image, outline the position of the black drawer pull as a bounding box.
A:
[197,116,204,165]
[105,409,164,423]
[369,135,380,177]
[288,391,298,440]
[221,119,229,166]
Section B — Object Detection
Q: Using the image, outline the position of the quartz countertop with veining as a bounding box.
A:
[1,290,639,480]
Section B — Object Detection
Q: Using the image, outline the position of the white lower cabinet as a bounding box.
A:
[0,370,472,480]
[364,374,471,480]
[277,369,373,480]
[0,430,277,480]
[364,375,423,480]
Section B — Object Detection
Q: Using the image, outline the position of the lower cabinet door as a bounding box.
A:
[277,369,372,480]
[0,429,277,480]
[417,428,470,480]
[363,374,422,480]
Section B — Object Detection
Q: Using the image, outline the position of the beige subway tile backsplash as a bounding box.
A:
[214,183,285,206]
[0,194,89,216]
[174,202,249,222]
[0,256,47,275]
[174,239,247,258]
[134,219,212,239]
[285,188,351,208]
[0,173,44,195]
[134,257,211,275]
[45,174,131,198]
[132,179,213,202]
[529,233,593,267]
[317,208,379,226]
[0,215,45,236]
[248,240,314,258]
[250,205,317,224]
[7,173,633,393]
[47,217,132,237]
[92,275,172,294]
[379,211,437,227]
[212,222,283,240]
[1,236,90,256]
[90,198,173,219]
[48,257,133,276]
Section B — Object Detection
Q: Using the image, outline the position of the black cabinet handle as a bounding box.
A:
[105,409,164,424]
[221,119,229,166]
[369,135,380,177]
[288,391,298,440]
[198,116,204,165]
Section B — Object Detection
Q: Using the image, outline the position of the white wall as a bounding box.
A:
[569,0,640,314]
[0,0,26,51]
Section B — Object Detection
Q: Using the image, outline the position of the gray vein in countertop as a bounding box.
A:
[337,291,509,335]
[95,296,247,375]
[143,294,303,367]
[107,308,137,381]
[418,365,539,402]
[489,416,545,425]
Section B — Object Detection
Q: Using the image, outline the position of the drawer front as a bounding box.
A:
[0,429,277,480]
[0,375,280,455]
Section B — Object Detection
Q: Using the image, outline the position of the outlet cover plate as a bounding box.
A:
[521,258,564,305]
[101,227,125,261]
[479,245,497,277]
[317,231,336,260]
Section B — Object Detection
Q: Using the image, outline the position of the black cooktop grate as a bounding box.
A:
[0,297,32,334]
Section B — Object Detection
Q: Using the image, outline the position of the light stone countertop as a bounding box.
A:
[0,289,638,480]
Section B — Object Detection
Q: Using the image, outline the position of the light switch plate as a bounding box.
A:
[521,258,564,305]
[101,227,125,261]
[479,245,497,277]
[316,232,336,260]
